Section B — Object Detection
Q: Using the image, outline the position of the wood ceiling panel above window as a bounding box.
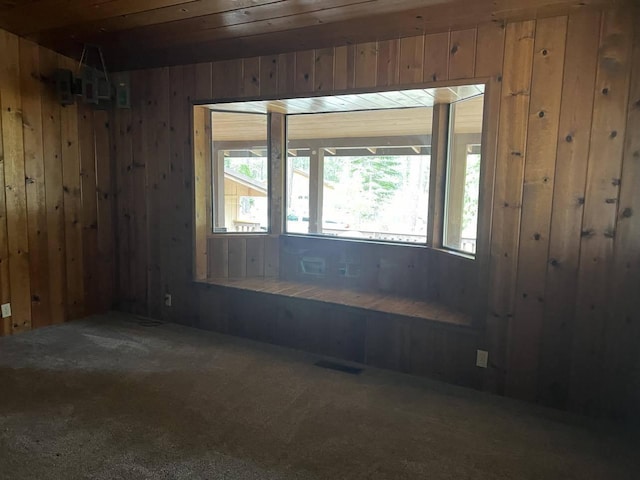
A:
[0,0,615,70]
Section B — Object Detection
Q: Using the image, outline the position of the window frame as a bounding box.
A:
[193,80,493,274]
[209,109,272,235]
[442,97,485,255]
[281,92,486,257]
[283,128,434,244]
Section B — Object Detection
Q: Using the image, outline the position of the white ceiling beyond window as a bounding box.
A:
[204,85,485,115]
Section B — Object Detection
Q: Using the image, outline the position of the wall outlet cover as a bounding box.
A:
[476,350,489,368]
[300,257,326,276]
[164,294,172,307]
[1,303,12,318]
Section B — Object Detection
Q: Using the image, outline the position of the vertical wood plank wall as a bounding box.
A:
[110,8,639,418]
[0,5,637,419]
[0,29,115,335]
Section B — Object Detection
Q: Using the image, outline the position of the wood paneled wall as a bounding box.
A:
[109,6,639,420]
[0,28,115,336]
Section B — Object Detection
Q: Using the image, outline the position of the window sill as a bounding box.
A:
[282,233,477,261]
[282,232,430,249]
[198,276,474,329]
[207,232,272,239]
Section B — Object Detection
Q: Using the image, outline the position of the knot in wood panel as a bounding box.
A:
[621,207,633,219]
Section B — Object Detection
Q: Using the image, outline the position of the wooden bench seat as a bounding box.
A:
[206,277,472,328]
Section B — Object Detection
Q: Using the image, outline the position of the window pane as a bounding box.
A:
[286,108,432,243]
[211,111,268,233]
[444,95,484,254]
[323,154,430,241]
[286,155,310,233]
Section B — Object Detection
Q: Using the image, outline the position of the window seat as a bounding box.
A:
[205,277,472,328]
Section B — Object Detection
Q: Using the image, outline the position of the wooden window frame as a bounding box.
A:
[209,109,271,235]
[281,94,486,256]
[192,81,496,282]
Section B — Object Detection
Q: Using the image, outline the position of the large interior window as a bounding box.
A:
[286,109,432,242]
[200,84,485,256]
[211,111,269,233]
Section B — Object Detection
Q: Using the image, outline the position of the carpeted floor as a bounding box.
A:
[0,312,637,479]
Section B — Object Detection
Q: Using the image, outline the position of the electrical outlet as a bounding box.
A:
[164,294,172,307]
[1,303,12,318]
[476,350,489,368]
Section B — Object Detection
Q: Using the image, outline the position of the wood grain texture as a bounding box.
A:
[423,32,449,83]
[246,236,265,277]
[19,37,50,329]
[0,29,114,337]
[0,31,10,336]
[294,50,315,94]
[145,68,171,319]
[314,48,334,93]
[427,104,449,249]
[355,42,377,89]
[538,10,600,409]
[399,36,424,85]
[78,103,98,315]
[212,59,241,99]
[167,65,192,323]
[473,23,505,331]
[376,39,399,87]
[0,0,613,70]
[269,113,285,235]
[260,55,279,96]
[192,106,209,281]
[94,109,115,313]
[228,237,247,278]
[113,107,133,310]
[98,9,640,421]
[277,52,295,95]
[40,47,67,325]
[570,9,633,415]
[208,236,228,278]
[129,70,149,316]
[475,23,506,79]
[602,9,640,418]
[508,15,567,400]
[194,62,212,99]
[1,30,31,333]
[242,57,261,98]
[448,28,477,80]
[485,20,536,394]
[60,56,84,320]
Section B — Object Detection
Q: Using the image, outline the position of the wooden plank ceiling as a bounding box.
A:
[208,87,484,141]
[0,0,617,70]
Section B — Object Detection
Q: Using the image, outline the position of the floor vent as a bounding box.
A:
[314,360,363,375]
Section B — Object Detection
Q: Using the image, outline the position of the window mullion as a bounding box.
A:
[269,112,286,235]
[212,148,225,230]
[427,103,450,248]
[309,147,324,233]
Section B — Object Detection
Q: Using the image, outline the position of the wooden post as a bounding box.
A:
[309,147,324,233]
[427,103,449,248]
[444,133,469,249]
[269,113,285,235]
[193,105,211,281]
[213,149,225,229]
